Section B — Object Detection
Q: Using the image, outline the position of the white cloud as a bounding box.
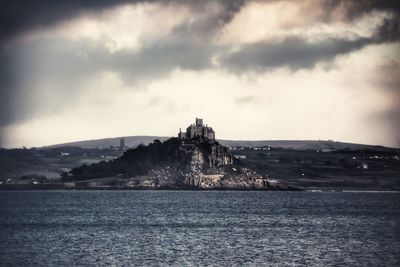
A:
[217,1,391,45]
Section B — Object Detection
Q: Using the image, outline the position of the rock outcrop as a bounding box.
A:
[65,137,290,190]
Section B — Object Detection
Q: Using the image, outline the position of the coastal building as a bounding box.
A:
[178,118,215,140]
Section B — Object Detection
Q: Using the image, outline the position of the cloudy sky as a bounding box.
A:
[0,0,399,148]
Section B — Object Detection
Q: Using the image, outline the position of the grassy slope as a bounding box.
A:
[232,147,400,190]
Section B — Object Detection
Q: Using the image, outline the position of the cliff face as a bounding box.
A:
[175,139,268,189]
[66,138,287,190]
[178,139,233,169]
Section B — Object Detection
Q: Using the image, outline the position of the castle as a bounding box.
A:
[178,118,215,140]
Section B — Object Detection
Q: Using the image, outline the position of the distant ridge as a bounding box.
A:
[46,136,171,149]
[46,136,396,151]
[218,140,393,151]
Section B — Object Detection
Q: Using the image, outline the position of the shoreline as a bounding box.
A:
[0,183,301,191]
[1,184,399,192]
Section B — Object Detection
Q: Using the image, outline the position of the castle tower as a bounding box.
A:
[195,118,203,127]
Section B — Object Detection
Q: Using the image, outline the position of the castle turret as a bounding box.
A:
[196,118,203,127]
[178,128,186,139]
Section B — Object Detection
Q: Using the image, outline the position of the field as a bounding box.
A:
[231,147,400,190]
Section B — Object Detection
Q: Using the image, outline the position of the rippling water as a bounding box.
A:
[0,191,399,266]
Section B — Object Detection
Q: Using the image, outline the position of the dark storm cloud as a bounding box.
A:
[220,37,371,72]
[321,0,400,43]
[0,0,137,42]
[0,0,398,43]
[109,41,216,84]
[374,17,400,43]
[320,0,400,20]
[0,0,246,42]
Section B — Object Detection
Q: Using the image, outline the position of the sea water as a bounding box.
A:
[0,191,399,266]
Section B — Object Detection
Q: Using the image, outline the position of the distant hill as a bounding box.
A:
[47,136,395,151]
[47,136,171,149]
[218,140,394,151]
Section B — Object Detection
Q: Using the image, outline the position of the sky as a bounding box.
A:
[0,0,399,148]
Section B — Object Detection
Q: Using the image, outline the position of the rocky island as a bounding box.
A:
[62,118,294,190]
